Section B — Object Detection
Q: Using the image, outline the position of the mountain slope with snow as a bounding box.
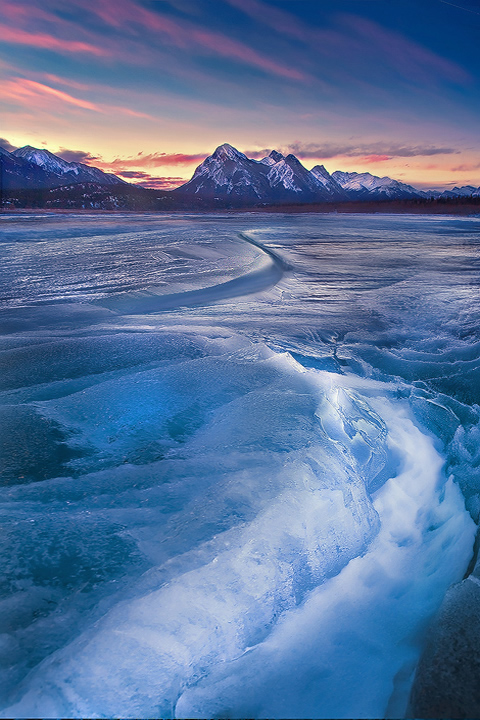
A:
[173,144,347,204]
[439,185,480,198]
[13,146,126,187]
[174,144,272,202]
[3,140,478,206]
[332,170,422,200]
[310,165,348,198]
[0,146,64,190]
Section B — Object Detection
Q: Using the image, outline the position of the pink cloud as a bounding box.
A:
[1,72,158,121]
[18,79,101,110]
[0,1,55,23]
[115,170,186,189]
[1,77,102,111]
[136,177,186,190]
[156,153,207,165]
[43,74,92,91]
[360,154,391,164]
[225,0,471,90]
[77,0,306,80]
[0,0,306,81]
[450,162,480,172]
[114,107,156,120]
[0,1,132,65]
[190,29,305,81]
[106,152,207,169]
[0,22,109,56]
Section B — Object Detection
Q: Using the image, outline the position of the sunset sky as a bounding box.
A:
[1,0,479,190]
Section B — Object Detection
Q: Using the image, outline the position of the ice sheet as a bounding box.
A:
[1,213,480,718]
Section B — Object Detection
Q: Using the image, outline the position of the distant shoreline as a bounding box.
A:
[246,198,480,215]
[2,197,480,216]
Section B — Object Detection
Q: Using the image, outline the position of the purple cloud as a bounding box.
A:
[108,152,208,169]
[0,137,17,152]
[284,142,459,159]
[56,147,100,163]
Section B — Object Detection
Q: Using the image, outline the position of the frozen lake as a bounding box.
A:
[1,212,479,718]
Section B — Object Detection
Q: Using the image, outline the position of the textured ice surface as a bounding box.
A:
[1,213,480,717]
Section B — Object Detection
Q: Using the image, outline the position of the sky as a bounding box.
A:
[1,0,480,190]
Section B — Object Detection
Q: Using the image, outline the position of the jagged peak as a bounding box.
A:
[15,145,51,156]
[284,153,306,168]
[211,143,248,161]
[14,146,69,164]
[12,145,35,158]
[10,143,125,186]
[177,142,424,200]
[269,150,284,162]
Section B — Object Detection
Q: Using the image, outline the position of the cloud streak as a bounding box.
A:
[1,77,84,111]
[360,155,391,164]
[56,147,100,163]
[106,151,208,169]
[2,78,102,111]
[224,0,314,43]
[118,172,186,189]
[62,0,307,80]
[342,15,471,86]
[225,0,471,87]
[0,22,109,56]
[284,142,460,159]
[0,75,158,122]
[449,162,480,172]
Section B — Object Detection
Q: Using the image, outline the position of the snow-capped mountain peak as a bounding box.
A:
[309,165,348,197]
[174,143,349,202]
[181,143,272,200]
[267,157,303,193]
[262,153,289,168]
[259,150,284,166]
[445,185,479,197]
[8,140,476,204]
[430,185,480,199]
[310,164,332,183]
[211,143,249,162]
[332,170,421,199]
[269,150,284,163]
[14,146,79,175]
[12,145,126,187]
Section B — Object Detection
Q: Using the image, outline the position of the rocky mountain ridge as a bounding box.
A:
[0,145,125,191]
[1,141,479,207]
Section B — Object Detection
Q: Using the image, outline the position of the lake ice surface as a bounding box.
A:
[0,212,479,718]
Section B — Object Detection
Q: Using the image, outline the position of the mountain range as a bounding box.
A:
[171,143,434,203]
[1,141,480,207]
[0,145,125,191]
